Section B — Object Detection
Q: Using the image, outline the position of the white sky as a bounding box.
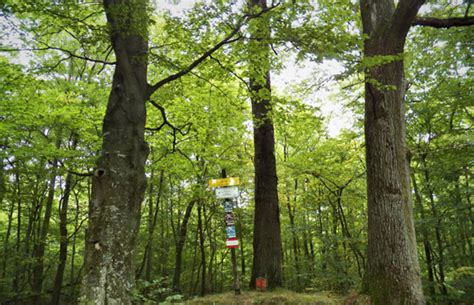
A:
[273,58,353,137]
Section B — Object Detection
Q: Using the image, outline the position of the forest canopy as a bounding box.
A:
[0,0,472,304]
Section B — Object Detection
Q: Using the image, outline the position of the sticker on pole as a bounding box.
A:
[208,177,240,188]
[226,225,237,238]
[226,237,239,248]
[216,186,239,199]
[224,212,235,226]
[223,200,234,213]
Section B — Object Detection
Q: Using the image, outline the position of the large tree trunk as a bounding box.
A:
[360,0,425,304]
[80,1,150,304]
[248,0,283,289]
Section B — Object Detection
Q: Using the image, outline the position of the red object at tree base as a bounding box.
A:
[256,277,267,291]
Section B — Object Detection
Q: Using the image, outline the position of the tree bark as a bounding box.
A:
[52,171,74,305]
[32,135,61,305]
[420,154,447,296]
[286,179,300,276]
[144,169,164,281]
[360,0,426,304]
[1,169,15,280]
[248,0,283,289]
[0,156,4,208]
[197,202,206,296]
[172,199,196,292]
[136,167,164,281]
[412,171,436,299]
[52,135,78,304]
[70,187,81,286]
[80,1,150,304]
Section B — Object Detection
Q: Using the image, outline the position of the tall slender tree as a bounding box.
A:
[248,0,283,289]
[32,134,62,304]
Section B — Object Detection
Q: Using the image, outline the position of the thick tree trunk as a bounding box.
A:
[80,1,150,304]
[248,0,283,289]
[360,1,425,304]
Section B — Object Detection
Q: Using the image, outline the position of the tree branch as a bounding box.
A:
[209,55,250,90]
[146,100,192,151]
[147,30,242,95]
[413,16,474,28]
[147,2,280,97]
[0,46,116,65]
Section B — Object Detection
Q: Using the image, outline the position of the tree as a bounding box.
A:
[360,0,473,304]
[360,2,426,304]
[247,0,283,289]
[79,1,150,303]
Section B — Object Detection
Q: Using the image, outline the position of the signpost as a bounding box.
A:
[209,170,241,295]
[216,186,239,199]
[208,177,240,188]
[226,237,239,248]
[223,200,234,213]
[224,212,235,226]
[226,225,237,238]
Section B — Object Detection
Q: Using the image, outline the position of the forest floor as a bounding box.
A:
[183,289,370,305]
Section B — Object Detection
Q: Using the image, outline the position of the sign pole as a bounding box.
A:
[221,170,241,295]
[231,245,240,295]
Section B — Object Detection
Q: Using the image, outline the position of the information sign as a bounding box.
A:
[216,186,239,199]
[224,212,235,226]
[226,225,237,238]
[208,177,240,188]
[226,237,239,248]
[223,200,234,213]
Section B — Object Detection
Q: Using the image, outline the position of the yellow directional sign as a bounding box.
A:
[208,177,240,188]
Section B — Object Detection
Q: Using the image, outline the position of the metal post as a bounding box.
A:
[231,247,241,295]
[221,169,240,295]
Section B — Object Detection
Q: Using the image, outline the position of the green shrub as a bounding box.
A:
[446,266,474,304]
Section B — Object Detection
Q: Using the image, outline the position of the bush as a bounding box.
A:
[446,266,474,304]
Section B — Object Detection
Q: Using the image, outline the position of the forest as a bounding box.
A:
[0,0,472,304]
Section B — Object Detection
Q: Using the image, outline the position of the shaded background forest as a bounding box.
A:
[0,0,472,304]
